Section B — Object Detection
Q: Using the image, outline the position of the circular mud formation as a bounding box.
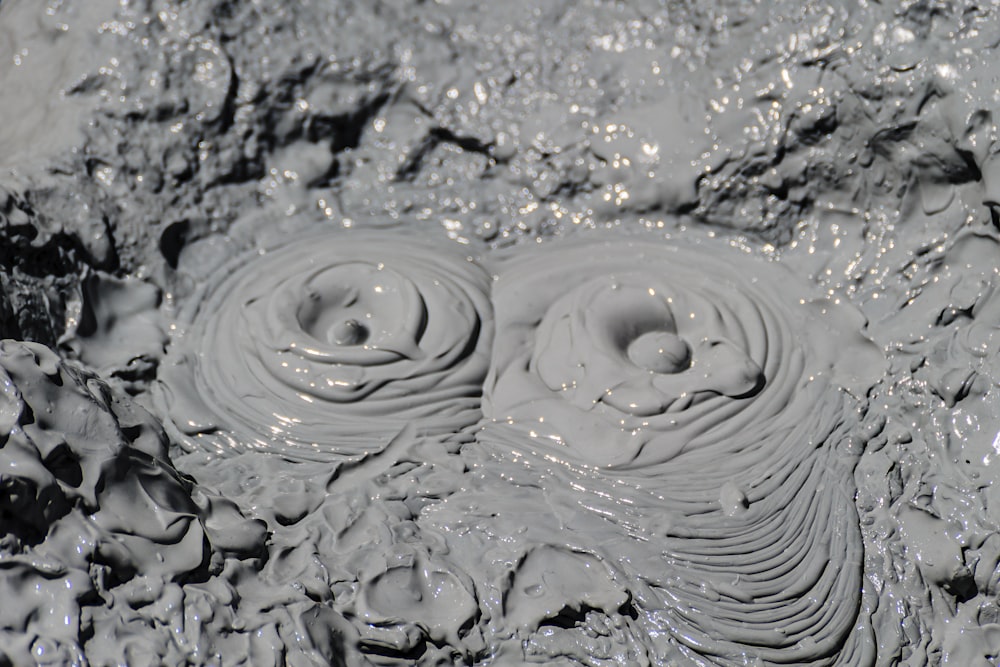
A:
[473,238,883,663]
[484,239,882,472]
[157,234,493,460]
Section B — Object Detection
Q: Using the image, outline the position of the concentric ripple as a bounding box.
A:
[157,233,493,460]
[479,238,885,665]
[485,240,880,473]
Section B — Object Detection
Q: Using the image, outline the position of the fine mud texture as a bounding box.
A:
[4,0,1000,665]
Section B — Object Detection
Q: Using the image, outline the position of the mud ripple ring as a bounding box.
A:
[157,233,493,461]
[480,238,884,665]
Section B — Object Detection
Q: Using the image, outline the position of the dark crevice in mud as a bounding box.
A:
[537,606,591,631]
[395,134,440,182]
[0,280,19,340]
[395,126,493,182]
[955,147,984,184]
[429,127,493,155]
[544,177,595,202]
[619,598,640,621]
[215,54,241,135]
[359,638,428,662]
[158,220,190,269]
[1,478,69,546]
[43,446,85,490]
[319,90,393,154]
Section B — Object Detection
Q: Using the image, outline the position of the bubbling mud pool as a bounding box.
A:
[142,229,886,665]
[156,235,493,461]
[472,238,886,664]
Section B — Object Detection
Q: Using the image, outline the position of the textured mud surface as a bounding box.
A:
[4,0,1000,665]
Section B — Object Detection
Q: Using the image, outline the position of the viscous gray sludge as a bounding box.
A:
[157,233,493,461]
[154,230,885,664]
[0,340,266,666]
[472,238,886,664]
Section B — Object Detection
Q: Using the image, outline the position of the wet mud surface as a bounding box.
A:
[3,0,1000,665]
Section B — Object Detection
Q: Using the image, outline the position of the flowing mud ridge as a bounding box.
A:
[6,0,1000,665]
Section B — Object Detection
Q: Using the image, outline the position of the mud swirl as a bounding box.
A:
[157,233,493,460]
[480,238,885,665]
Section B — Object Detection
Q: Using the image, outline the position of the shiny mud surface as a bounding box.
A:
[4,0,1000,665]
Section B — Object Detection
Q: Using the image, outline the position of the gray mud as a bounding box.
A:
[3,0,1000,665]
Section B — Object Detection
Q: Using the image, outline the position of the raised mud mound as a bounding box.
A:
[157,233,493,461]
[0,340,274,666]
